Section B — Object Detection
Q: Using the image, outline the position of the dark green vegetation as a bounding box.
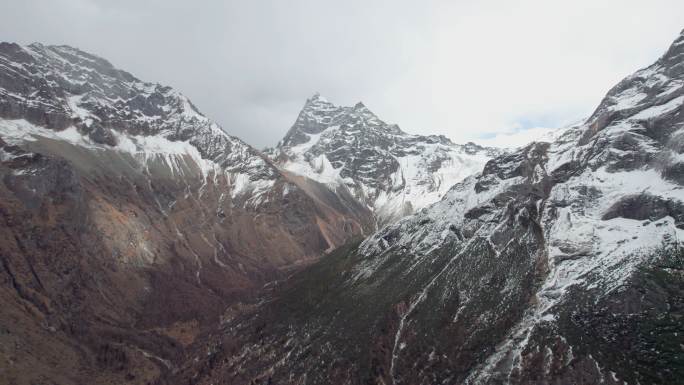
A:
[558,246,684,384]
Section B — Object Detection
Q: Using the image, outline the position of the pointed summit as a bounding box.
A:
[309,92,326,101]
[306,92,331,105]
[301,92,336,113]
[274,92,501,224]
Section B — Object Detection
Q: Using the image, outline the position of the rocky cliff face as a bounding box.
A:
[270,93,502,226]
[0,43,373,384]
[182,31,684,385]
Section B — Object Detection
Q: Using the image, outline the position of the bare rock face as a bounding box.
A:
[269,93,503,226]
[0,43,373,384]
[180,30,684,385]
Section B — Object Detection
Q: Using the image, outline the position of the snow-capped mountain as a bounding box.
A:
[270,93,502,225]
[0,42,279,195]
[185,30,684,385]
[0,42,373,384]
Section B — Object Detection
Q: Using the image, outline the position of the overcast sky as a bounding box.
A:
[1,1,683,148]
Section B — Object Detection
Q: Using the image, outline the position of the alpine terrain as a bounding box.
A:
[180,30,684,384]
[0,42,376,384]
[1,23,683,385]
[0,41,497,384]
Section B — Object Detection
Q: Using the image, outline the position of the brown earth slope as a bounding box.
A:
[0,43,373,384]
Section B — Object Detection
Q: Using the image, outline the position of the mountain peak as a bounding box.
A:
[306,92,334,106]
[301,92,336,112]
[274,92,501,224]
[27,42,113,66]
[586,29,684,137]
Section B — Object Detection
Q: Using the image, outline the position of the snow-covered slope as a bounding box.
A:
[0,42,281,204]
[271,93,502,225]
[186,29,684,385]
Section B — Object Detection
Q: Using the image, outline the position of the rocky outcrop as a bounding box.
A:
[602,193,684,228]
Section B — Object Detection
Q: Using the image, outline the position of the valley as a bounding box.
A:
[0,28,683,385]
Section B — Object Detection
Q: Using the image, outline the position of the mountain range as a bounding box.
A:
[0,41,497,384]
[0,29,683,385]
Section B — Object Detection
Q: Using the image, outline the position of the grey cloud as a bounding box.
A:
[1,0,682,148]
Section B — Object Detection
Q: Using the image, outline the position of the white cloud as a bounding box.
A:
[0,0,682,148]
[477,127,559,149]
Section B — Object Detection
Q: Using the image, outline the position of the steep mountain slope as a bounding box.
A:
[270,94,501,225]
[184,30,684,385]
[0,43,373,384]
